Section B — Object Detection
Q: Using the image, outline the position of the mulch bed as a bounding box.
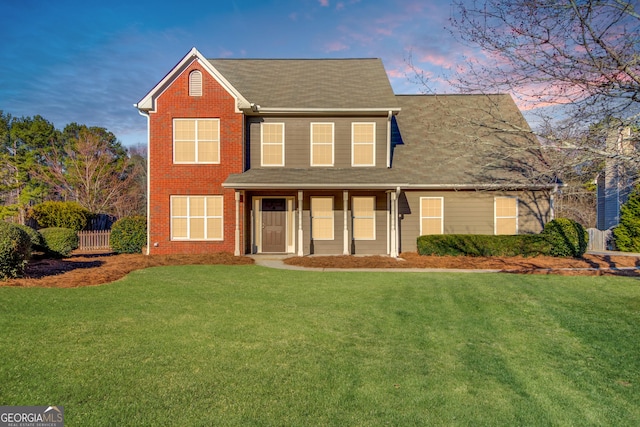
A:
[2,252,639,288]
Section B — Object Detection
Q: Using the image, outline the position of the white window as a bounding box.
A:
[171,196,223,240]
[352,123,376,166]
[495,197,518,235]
[311,197,334,240]
[352,196,375,240]
[189,70,202,97]
[261,123,285,166]
[310,123,334,166]
[420,197,443,235]
[173,119,220,164]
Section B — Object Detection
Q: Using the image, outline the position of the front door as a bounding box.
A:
[262,198,287,253]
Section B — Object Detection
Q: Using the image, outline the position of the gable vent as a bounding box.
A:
[189,70,202,97]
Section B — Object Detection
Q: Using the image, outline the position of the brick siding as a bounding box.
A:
[147,60,244,255]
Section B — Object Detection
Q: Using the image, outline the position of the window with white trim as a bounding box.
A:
[171,196,223,240]
[310,123,334,166]
[173,119,220,164]
[189,70,202,97]
[352,196,375,240]
[495,197,518,235]
[420,197,443,235]
[261,123,285,166]
[352,123,375,166]
[311,197,334,240]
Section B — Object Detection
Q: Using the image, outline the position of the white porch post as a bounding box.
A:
[234,191,240,256]
[297,191,304,256]
[343,190,350,255]
[390,190,398,258]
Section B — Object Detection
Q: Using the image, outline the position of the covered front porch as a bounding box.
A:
[230,188,401,257]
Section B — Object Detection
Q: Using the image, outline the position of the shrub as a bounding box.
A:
[541,218,588,257]
[417,234,551,257]
[613,186,640,252]
[110,216,147,254]
[14,224,45,252]
[40,227,79,258]
[29,201,90,232]
[0,222,32,279]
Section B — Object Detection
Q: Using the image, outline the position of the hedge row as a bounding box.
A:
[1,223,80,279]
[417,218,588,258]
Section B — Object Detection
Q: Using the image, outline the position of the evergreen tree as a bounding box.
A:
[613,186,640,252]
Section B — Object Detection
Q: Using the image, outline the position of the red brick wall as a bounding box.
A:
[147,59,244,255]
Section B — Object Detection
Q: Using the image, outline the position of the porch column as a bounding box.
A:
[390,190,398,258]
[297,191,304,256]
[234,191,240,256]
[343,190,349,255]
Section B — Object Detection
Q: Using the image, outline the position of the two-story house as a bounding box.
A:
[135,48,555,257]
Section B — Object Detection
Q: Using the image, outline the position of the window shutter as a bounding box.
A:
[189,70,202,96]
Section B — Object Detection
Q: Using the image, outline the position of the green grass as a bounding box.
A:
[1,266,639,426]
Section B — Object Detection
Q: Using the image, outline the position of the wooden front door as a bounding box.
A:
[261,198,287,253]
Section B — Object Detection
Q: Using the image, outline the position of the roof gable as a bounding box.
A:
[135,47,250,113]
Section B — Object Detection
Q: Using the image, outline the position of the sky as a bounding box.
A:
[1,0,474,147]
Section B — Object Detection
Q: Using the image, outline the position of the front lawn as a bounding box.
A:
[1,265,639,425]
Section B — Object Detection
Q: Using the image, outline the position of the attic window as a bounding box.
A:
[189,70,202,97]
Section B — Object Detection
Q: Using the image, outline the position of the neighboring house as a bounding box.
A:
[135,47,556,256]
[596,126,634,230]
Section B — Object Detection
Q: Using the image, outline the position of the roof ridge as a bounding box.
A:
[208,57,381,61]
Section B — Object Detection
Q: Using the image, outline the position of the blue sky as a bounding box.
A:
[1,0,471,147]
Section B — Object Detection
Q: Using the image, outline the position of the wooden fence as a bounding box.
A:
[587,228,612,252]
[78,230,111,251]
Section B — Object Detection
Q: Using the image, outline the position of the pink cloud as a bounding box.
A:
[318,0,329,6]
[324,41,349,52]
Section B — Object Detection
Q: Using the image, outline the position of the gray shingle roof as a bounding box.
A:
[224,168,405,189]
[391,94,552,188]
[209,58,398,110]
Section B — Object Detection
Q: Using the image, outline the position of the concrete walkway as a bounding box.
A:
[247,252,640,274]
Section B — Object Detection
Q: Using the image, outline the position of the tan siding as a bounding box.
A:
[248,116,389,169]
[399,190,550,252]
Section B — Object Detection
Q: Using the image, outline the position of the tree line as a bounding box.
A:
[0,111,146,225]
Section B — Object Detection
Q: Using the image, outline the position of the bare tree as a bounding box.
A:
[440,0,640,225]
[40,125,140,216]
[450,0,639,167]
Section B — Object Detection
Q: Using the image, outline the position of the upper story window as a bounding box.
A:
[310,123,334,166]
[173,118,220,164]
[189,70,202,97]
[261,123,285,166]
[352,123,376,166]
[495,197,518,235]
[420,197,443,235]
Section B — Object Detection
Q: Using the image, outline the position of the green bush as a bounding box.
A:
[0,222,32,279]
[417,234,551,257]
[541,218,588,257]
[110,216,147,254]
[14,224,45,252]
[40,227,79,258]
[613,186,640,252]
[29,201,90,232]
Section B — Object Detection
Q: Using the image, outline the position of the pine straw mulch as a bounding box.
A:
[2,252,640,289]
[284,252,640,277]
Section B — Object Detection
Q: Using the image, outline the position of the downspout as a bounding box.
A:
[137,109,151,256]
[386,110,392,168]
[395,186,401,257]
